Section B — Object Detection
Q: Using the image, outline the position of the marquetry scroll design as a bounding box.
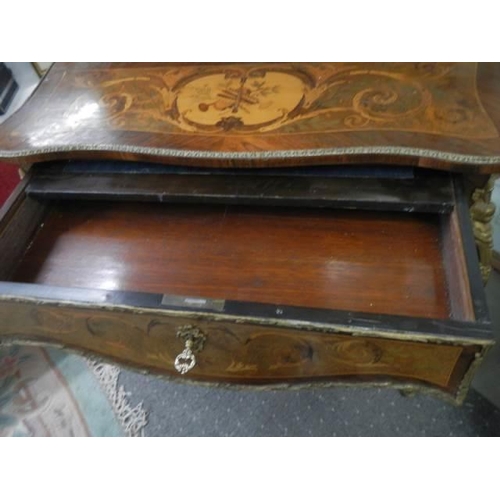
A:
[0,300,469,395]
[68,63,498,139]
[470,176,496,282]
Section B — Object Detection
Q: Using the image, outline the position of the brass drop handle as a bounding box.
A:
[174,325,206,375]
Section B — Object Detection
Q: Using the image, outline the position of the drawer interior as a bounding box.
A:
[0,167,492,402]
[8,199,459,320]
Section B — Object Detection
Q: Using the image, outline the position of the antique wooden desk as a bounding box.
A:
[0,63,499,403]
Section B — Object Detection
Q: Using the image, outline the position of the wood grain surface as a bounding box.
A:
[0,299,479,397]
[1,63,500,171]
[12,201,450,319]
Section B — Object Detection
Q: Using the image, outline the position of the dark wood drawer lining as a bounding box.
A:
[26,165,455,214]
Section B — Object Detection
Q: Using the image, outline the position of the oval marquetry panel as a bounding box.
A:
[2,63,500,171]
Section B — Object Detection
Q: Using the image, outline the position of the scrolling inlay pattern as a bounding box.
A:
[63,63,498,138]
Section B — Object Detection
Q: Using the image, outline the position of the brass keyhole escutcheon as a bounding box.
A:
[174,325,206,375]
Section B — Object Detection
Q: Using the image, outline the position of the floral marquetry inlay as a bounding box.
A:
[176,70,306,131]
[3,62,500,170]
[68,63,498,138]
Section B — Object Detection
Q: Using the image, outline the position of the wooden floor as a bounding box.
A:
[13,201,450,318]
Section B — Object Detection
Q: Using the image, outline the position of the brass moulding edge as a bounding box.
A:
[3,144,500,165]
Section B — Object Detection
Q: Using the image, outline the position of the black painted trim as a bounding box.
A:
[26,166,455,213]
[0,281,492,342]
[452,175,491,323]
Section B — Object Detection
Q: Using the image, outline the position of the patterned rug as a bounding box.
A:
[0,345,147,436]
[1,165,148,436]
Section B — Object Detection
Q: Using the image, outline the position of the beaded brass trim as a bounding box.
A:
[3,144,500,166]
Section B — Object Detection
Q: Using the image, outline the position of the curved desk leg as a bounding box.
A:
[469,176,496,284]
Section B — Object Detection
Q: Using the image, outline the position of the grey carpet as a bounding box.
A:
[119,371,500,436]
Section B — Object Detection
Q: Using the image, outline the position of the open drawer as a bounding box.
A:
[0,164,493,403]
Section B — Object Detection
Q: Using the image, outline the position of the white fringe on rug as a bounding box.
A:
[87,360,148,437]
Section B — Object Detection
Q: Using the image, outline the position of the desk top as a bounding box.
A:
[2,62,500,172]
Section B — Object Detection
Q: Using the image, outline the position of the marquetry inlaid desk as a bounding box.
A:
[0,63,499,403]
